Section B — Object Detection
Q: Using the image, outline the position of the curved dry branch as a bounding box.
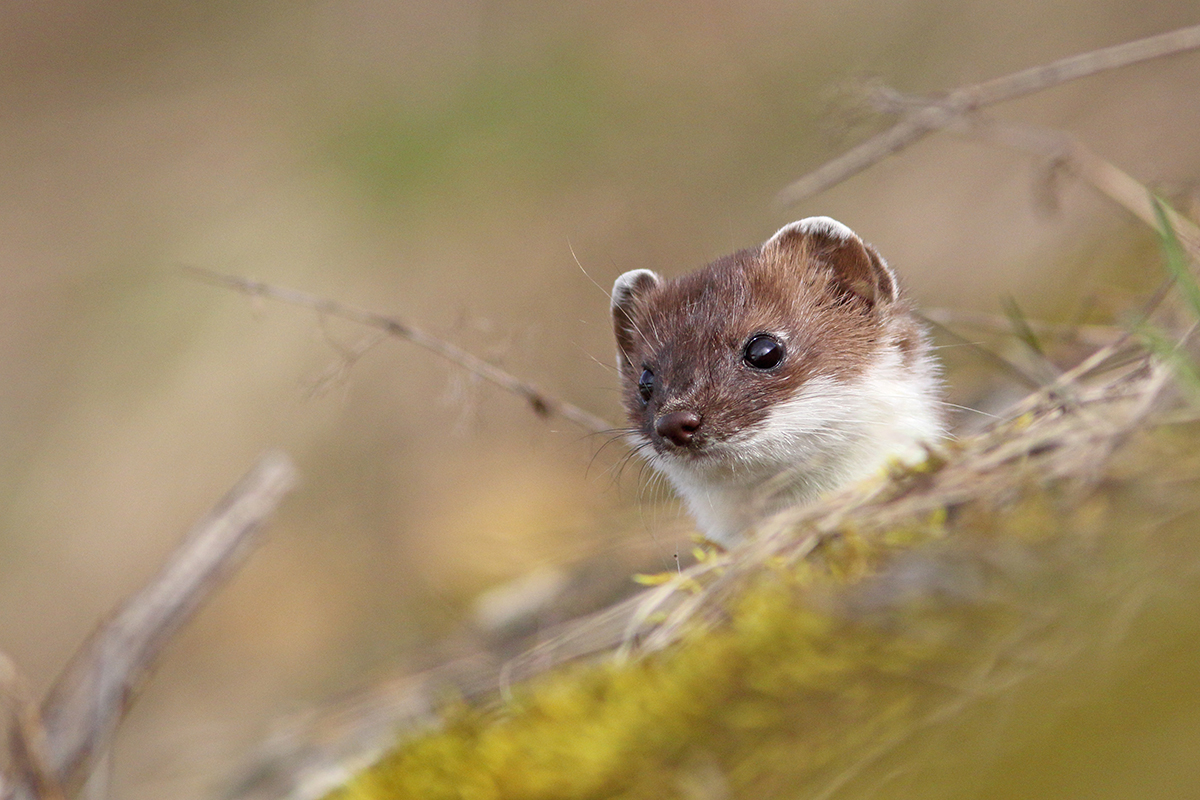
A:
[8,451,298,800]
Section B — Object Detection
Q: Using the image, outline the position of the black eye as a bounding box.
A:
[637,368,655,403]
[743,334,785,370]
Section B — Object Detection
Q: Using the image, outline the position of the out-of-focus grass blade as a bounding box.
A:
[1002,296,1049,360]
[1153,195,1200,319]
[1141,195,1200,398]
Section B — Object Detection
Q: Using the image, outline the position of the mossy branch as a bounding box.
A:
[327,349,1193,800]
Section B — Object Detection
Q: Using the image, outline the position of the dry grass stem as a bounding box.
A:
[186,267,615,436]
[775,23,1200,207]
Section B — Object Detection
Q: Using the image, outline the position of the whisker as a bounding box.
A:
[579,345,619,374]
[567,238,612,301]
[585,429,636,480]
[938,401,997,418]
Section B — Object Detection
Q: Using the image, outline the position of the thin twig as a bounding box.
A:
[306,330,387,400]
[775,23,1200,207]
[12,452,298,800]
[185,267,616,436]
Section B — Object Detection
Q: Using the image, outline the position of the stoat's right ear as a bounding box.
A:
[611,269,661,372]
[764,216,898,307]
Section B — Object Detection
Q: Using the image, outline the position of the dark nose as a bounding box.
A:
[655,410,702,447]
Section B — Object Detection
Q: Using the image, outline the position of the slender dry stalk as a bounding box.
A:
[775,23,1200,208]
[186,267,615,436]
[6,451,297,800]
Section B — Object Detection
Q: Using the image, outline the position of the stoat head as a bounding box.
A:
[611,217,941,538]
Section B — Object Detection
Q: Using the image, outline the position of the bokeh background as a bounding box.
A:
[2,2,1199,798]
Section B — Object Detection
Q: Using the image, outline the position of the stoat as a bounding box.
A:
[610,217,945,544]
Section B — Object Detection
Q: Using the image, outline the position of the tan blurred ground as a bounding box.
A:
[1,3,1198,798]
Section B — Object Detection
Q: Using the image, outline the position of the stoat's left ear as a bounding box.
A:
[611,269,661,373]
[763,216,898,307]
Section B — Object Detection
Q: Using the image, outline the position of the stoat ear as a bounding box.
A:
[763,216,898,307]
[611,269,660,372]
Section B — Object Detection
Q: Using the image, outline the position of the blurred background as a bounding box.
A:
[1,2,1198,798]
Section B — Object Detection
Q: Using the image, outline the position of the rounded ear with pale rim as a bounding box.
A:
[763,217,898,307]
[611,269,661,372]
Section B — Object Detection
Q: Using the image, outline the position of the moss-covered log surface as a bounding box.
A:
[325,356,1200,800]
